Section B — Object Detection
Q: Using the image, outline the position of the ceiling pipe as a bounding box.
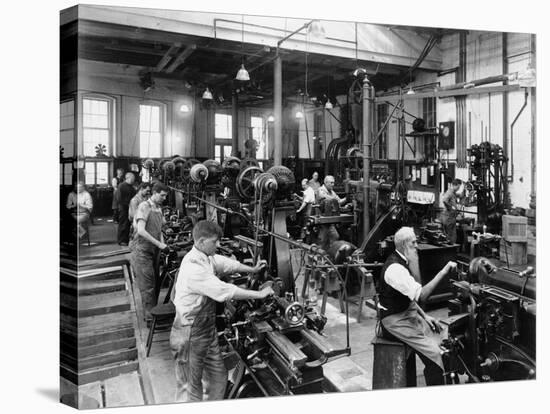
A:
[438,73,517,91]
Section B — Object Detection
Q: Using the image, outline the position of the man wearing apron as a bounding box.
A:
[378,227,456,385]
[130,182,168,322]
[170,221,274,402]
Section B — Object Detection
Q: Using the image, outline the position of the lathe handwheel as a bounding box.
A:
[284,302,305,324]
[236,166,263,200]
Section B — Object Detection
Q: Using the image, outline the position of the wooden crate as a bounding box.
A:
[499,239,527,265]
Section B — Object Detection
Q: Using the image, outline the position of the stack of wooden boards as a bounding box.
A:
[60,264,141,405]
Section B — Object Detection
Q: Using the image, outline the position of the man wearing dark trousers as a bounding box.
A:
[117,172,136,246]
[378,226,456,386]
[130,182,168,321]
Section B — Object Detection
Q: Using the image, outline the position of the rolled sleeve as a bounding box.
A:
[210,254,241,276]
[193,274,237,302]
[384,263,422,301]
[135,201,151,223]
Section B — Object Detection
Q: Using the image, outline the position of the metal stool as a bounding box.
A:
[372,335,417,389]
[146,302,176,357]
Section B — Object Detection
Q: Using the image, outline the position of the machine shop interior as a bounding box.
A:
[59,4,537,408]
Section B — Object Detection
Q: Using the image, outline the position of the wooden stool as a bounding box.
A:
[355,268,373,323]
[372,335,417,389]
[146,302,176,357]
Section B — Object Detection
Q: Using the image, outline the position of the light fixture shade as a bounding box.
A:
[406,87,416,95]
[202,87,213,100]
[308,20,326,38]
[179,104,191,113]
[295,110,304,119]
[325,100,333,110]
[235,64,250,81]
[268,115,275,122]
[518,64,536,87]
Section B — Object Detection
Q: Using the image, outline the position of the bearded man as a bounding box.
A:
[378,227,456,385]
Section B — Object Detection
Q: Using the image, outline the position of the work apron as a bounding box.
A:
[381,302,445,369]
[130,204,164,317]
[170,297,227,402]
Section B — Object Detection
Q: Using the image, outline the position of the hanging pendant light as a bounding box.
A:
[235,15,250,81]
[325,100,333,110]
[236,64,250,81]
[179,104,191,113]
[406,86,415,95]
[267,114,275,122]
[295,110,304,119]
[202,87,213,100]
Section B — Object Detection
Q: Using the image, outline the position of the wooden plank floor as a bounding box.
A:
[60,263,139,388]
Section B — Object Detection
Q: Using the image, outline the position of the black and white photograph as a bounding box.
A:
[6,1,547,413]
[56,2,541,409]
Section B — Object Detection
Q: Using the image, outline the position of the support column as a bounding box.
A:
[232,91,239,157]
[362,77,374,239]
[274,52,283,165]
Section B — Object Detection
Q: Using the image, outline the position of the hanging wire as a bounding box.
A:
[355,22,358,66]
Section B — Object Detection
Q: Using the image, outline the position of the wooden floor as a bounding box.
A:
[60,217,534,407]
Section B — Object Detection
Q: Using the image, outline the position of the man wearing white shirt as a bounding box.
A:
[296,178,315,216]
[170,221,274,402]
[378,226,456,385]
[66,181,93,240]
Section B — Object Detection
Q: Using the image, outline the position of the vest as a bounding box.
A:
[378,252,413,319]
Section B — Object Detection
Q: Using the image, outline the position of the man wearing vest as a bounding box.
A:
[378,227,457,385]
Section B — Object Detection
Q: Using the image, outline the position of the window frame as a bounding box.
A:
[60,99,75,159]
[82,94,115,158]
[214,112,233,163]
[84,160,110,187]
[139,101,166,158]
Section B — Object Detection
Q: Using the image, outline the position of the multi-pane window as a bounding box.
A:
[422,97,437,128]
[140,104,162,158]
[215,113,232,140]
[376,104,388,159]
[214,145,233,164]
[60,162,73,186]
[85,161,109,186]
[422,97,437,161]
[251,116,268,159]
[60,100,75,157]
[83,98,111,156]
[214,113,232,163]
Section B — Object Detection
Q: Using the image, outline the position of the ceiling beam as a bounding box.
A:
[155,43,182,72]
[165,44,197,74]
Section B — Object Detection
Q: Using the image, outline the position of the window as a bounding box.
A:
[214,113,232,162]
[140,104,163,158]
[60,100,75,157]
[215,145,233,164]
[422,97,437,161]
[251,116,268,159]
[85,161,109,186]
[376,104,388,159]
[215,113,232,140]
[83,97,111,156]
[60,162,73,186]
[422,97,437,128]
